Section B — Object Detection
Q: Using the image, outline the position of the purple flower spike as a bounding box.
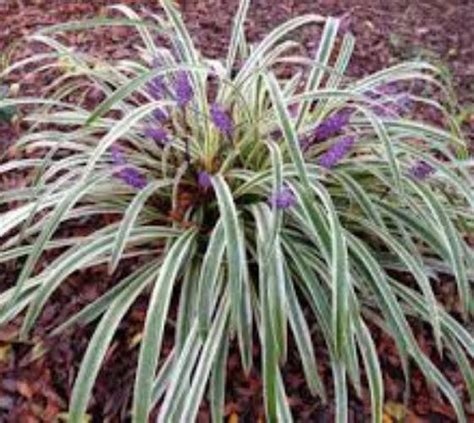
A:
[409,160,435,180]
[365,89,379,100]
[152,107,168,122]
[313,109,352,142]
[319,135,355,169]
[210,103,234,136]
[175,71,193,107]
[144,126,169,146]
[117,168,147,189]
[371,104,394,118]
[269,185,296,210]
[111,144,126,166]
[146,56,167,100]
[197,171,213,190]
[371,96,412,118]
[377,82,398,96]
[147,75,167,100]
[395,94,412,114]
[110,145,147,189]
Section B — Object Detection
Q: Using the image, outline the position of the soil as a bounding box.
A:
[1,0,473,421]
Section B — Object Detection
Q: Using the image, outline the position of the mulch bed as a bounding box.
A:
[1,0,473,421]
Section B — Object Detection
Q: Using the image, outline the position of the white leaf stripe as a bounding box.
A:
[265,73,310,189]
[225,0,250,77]
[284,264,326,399]
[179,296,230,421]
[132,229,196,423]
[110,180,173,273]
[52,261,162,335]
[197,220,226,335]
[354,318,383,423]
[211,175,244,328]
[295,17,340,129]
[68,262,161,422]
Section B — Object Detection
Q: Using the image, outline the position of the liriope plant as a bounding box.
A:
[0,0,473,421]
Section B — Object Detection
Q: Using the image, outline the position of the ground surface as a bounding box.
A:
[0,0,473,422]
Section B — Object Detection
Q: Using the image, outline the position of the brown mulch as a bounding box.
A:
[1,0,473,421]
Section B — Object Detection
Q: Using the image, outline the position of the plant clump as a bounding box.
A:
[0,1,473,422]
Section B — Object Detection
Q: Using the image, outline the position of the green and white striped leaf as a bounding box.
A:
[211,175,244,328]
[110,180,172,273]
[68,261,161,422]
[132,229,196,423]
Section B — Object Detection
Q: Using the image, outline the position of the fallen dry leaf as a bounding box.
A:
[16,381,34,399]
[0,344,13,363]
[384,401,407,421]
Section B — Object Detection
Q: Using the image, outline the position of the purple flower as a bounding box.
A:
[197,171,212,190]
[409,160,435,180]
[147,75,167,100]
[366,83,412,117]
[144,126,169,146]
[111,144,126,166]
[371,96,411,118]
[371,103,395,117]
[146,57,167,100]
[152,107,168,122]
[269,185,296,210]
[364,89,379,101]
[210,103,234,136]
[175,71,193,107]
[394,94,411,114]
[313,109,352,142]
[110,145,147,189]
[117,168,147,189]
[378,82,398,96]
[318,135,355,169]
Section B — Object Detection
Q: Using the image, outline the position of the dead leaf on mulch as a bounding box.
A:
[383,401,427,423]
[16,380,34,399]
